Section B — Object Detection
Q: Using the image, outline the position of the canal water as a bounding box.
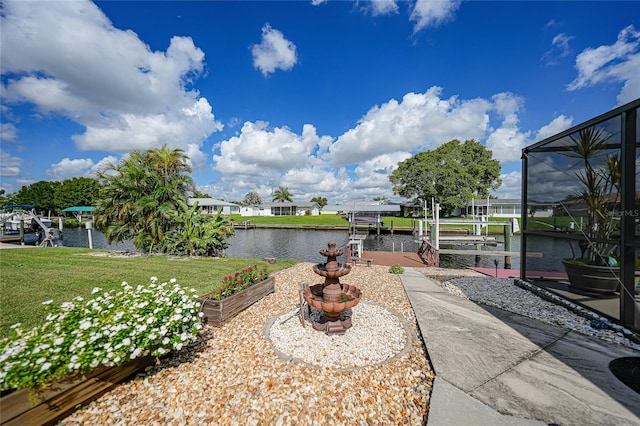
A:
[55,226,535,270]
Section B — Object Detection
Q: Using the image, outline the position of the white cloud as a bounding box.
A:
[328,87,490,165]
[0,149,22,177]
[75,98,221,156]
[280,166,352,202]
[410,0,461,33]
[567,25,640,105]
[485,93,531,163]
[251,24,298,76]
[206,89,581,203]
[534,115,573,142]
[353,152,411,194]
[368,1,399,16]
[491,170,522,199]
[47,158,95,180]
[213,121,322,176]
[542,33,574,66]
[91,156,119,176]
[0,0,221,159]
[1,122,18,144]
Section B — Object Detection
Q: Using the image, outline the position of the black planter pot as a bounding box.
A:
[561,259,620,294]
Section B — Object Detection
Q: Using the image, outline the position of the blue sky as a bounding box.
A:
[1,1,639,204]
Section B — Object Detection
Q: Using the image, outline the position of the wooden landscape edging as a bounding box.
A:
[0,356,154,426]
[199,276,275,327]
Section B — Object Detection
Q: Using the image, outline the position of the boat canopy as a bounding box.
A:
[62,206,96,212]
[3,204,35,210]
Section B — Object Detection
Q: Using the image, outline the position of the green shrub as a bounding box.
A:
[388,264,404,274]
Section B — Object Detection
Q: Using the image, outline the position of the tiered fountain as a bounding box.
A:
[302,240,362,335]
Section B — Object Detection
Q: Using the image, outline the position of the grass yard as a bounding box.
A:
[228,214,350,226]
[0,247,296,337]
[230,214,425,229]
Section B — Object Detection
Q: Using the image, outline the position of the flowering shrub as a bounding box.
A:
[0,278,202,391]
[218,265,269,299]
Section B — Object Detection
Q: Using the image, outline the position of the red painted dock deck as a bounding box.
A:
[358,251,568,281]
[360,250,431,268]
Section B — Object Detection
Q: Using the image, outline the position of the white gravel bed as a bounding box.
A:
[439,276,640,351]
[267,302,411,369]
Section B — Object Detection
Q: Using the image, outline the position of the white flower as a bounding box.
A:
[150,277,158,282]
[53,337,64,346]
[170,278,177,283]
[79,320,92,330]
[91,287,102,294]
[42,300,53,305]
[40,362,52,372]
[10,323,21,329]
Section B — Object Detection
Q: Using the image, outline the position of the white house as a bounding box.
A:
[240,202,319,217]
[188,198,241,215]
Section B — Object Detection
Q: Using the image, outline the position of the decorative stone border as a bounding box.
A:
[515,278,640,344]
[263,301,417,371]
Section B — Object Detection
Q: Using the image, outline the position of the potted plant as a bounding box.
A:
[560,126,627,293]
[199,265,274,326]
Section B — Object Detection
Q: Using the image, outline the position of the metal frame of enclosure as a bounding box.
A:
[521,99,640,331]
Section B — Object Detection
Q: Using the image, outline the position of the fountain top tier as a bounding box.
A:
[313,240,351,279]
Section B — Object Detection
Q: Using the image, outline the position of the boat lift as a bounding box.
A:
[0,205,55,246]
[417,203,540,269]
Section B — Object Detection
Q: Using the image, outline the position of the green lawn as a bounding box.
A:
[229,214,521,234]
[0,247,296,337]
[229,214,350,226]
[230,214,423,228]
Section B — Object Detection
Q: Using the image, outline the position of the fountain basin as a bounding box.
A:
[303,283,362,314]
[312,263,352,279]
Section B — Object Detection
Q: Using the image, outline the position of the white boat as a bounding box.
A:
[0,205,54,244]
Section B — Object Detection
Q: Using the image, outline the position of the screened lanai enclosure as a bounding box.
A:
[521,99,640,331]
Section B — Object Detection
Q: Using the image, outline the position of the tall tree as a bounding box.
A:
[389,139,501,216]
[0,189,7,209]
[243,190,262,205]
[310,196,327,209]
[53,177,100,211]
[9,181,61,213]
[191,190,212,198]
[95,146,194,252]
[272,186,293,202]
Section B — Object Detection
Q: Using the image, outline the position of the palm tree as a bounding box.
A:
[272,186,293,203]
[95,146,194,252]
